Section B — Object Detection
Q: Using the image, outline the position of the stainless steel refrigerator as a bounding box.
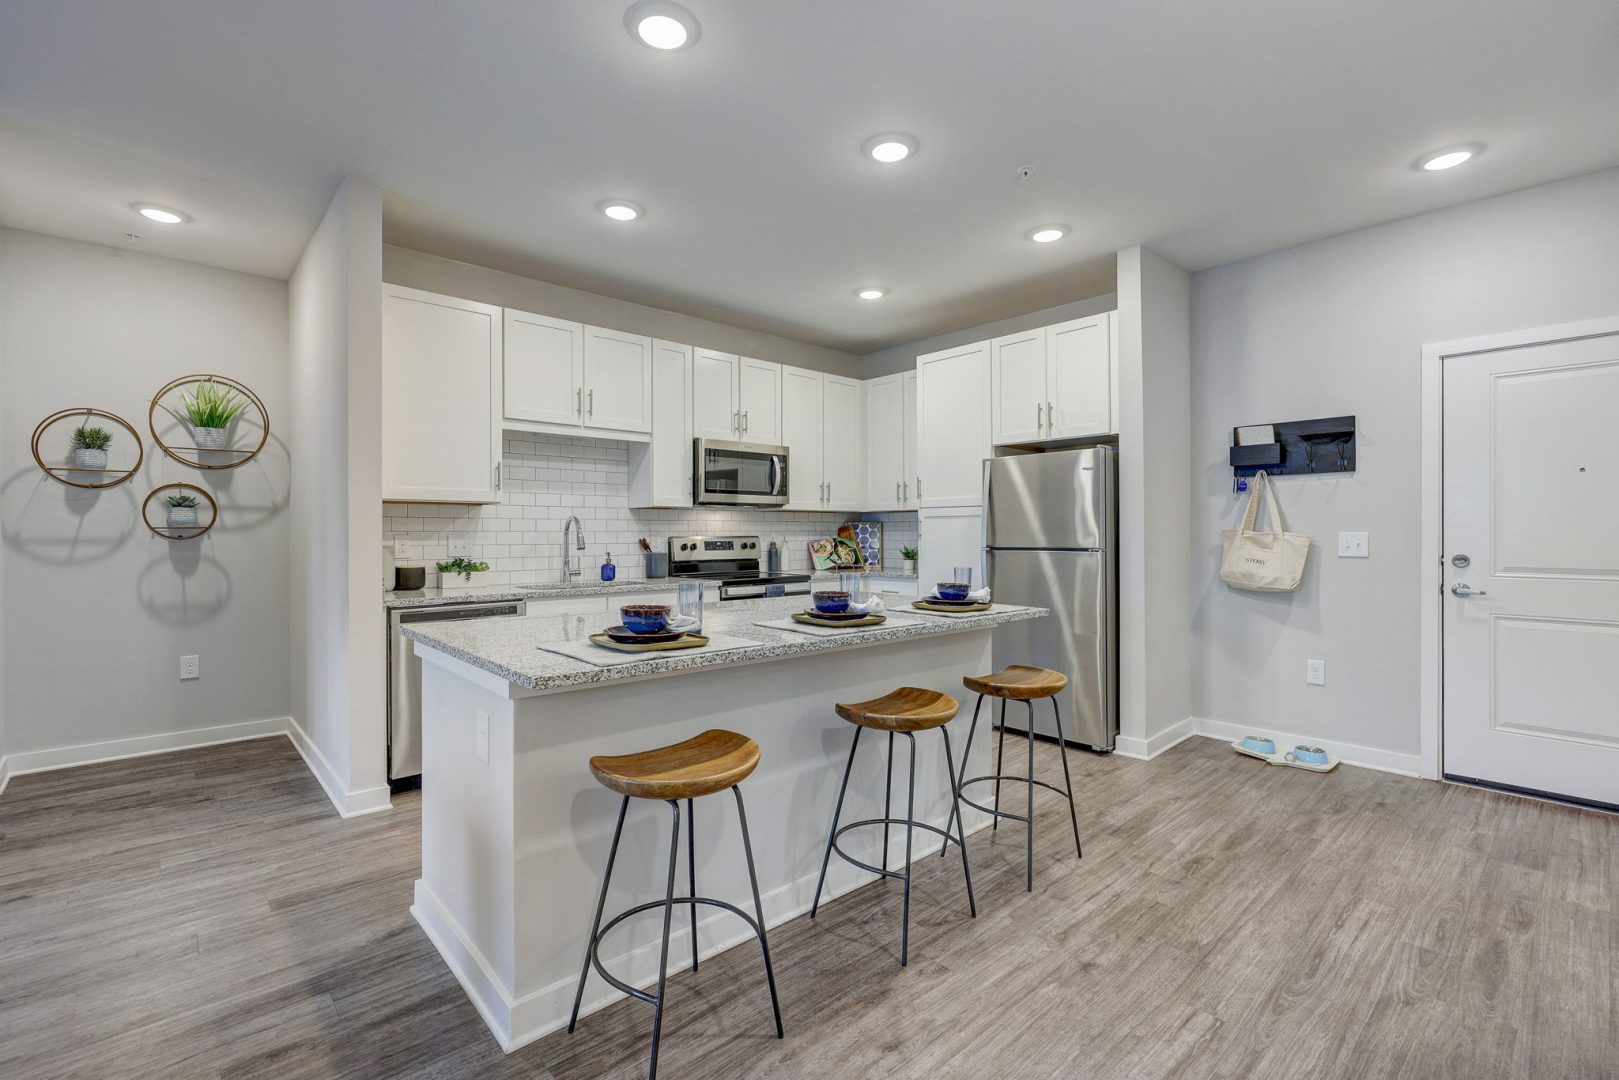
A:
[984,446,1118,750]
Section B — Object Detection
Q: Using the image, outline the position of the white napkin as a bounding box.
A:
[666,613,700,631]
[849,595,886,615]
[968,587,991,602]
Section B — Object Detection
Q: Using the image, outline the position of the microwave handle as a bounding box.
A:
[770,453,785,497]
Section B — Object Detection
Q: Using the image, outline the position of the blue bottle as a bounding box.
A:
[600,552,616,582]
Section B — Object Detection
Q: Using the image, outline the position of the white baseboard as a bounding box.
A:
[286,717,393,818]
[1190,716,1423,777]
[1114,716,1198,760]
[0,717,290,784]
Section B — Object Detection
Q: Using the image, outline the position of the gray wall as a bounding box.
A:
[860,292,1118,376]
[0,228,290,762]
[1189,166,1619,761]
[384,245,864,379]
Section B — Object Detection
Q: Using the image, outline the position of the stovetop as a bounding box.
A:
[671,570,812,585]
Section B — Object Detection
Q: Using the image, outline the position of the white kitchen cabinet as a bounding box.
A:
[902,369,918,506]
[781,367,863,510]
[627,340,693,508]
[821,373,863,511]
[382,285,502,504]
[916,340,992,506]
[990,312,1116,445]
[504,311,652,439]
[692,349,742,440]
[864,371,918,511]
[739,357,782,443]
[917,505,985,594]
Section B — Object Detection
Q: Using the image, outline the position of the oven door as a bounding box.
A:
[693,439,789,506]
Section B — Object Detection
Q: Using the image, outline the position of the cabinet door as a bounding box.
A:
[991,328,1048,445]
[691,349,741,440]
[902,369,919,507]
[583,325,653,434]
[382,285,501,503]
[918,505,985,593]
[864,373,904,511]
[916,341,992,506]
[628,340,692,508]
[822,374,863,510]
[779,366,825,509]
[1047,312,1114,438]
[738,357,782,443]
[503,309,583,428]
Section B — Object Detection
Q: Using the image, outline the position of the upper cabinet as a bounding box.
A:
[782,367,864,511]
[864,370,918,511]
[820,373,863,511]
[627,340,693,509]
[990,312,1116,446]
[382,285,502,504]
[738,357,782,444]
[916,341,993,506]
[691,352,782,444]
[503,309,651,439]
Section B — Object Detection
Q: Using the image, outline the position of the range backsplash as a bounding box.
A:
[384,430,919,588]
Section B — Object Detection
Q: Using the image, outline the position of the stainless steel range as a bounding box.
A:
[668,534,811,601]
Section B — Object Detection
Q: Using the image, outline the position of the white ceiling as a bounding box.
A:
[1,0,1616,353]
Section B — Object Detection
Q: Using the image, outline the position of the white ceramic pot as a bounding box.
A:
[439,570,492,592]
[166,506,199,529]
[191,426,229,450]
[901,559,916,575]
[72,447,109,471]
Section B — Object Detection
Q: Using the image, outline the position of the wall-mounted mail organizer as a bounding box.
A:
[1229,415,1356,489]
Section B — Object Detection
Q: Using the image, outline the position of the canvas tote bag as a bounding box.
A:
[1220,471,1310,592]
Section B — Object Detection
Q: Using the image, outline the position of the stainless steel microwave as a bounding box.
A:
[693,438,789,506]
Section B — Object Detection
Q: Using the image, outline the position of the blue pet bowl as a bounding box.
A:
[935,581,971,602]
[812,591,851,614]
[1290,745,1330,765]
[1241,735,1277,755]
[620,604,671,635]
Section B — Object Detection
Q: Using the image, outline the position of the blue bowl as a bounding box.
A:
[1290,745,1330,765]
[620,604,671,635]
[1241,735,1277,755]
[936,581,971,602]
[813,591,851,614]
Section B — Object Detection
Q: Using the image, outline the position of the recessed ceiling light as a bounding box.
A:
[1416,143,1484,171]
[131,203,189,224]
[598,200,644,222]
[855,287,887,301]
[625,1,700,50]
[1027,225,1068,243]
[863,134,918,164]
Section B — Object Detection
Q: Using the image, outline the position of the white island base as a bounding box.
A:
[409,622,1009,1054]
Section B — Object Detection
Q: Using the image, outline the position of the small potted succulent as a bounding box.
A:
[181,378,248,450]
[70,424,112,471]
[900,545,918,576]
[165,492,201,530]
[437,556,491,591]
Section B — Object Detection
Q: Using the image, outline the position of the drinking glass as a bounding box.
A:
[677,580,705,634]
[952,565,974,587]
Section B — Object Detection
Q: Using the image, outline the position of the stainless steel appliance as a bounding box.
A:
[669,534,811,601]
[983,447,1117,751]
[693,438,789,506]
[387,597,526,784]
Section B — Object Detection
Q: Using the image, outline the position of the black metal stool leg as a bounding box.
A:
[940,726,976,917]
[686,797,698,972]
[570,795,629,1033]
[1025,700,1036,892]
[899,731,917,966]
[1051,697,1083,859]
[733,786,784,1038]
[993,698,1008,830]
[882,731,894,872]
[811,727,862,918]
[647,799,682,1080]
[944,694,985,859]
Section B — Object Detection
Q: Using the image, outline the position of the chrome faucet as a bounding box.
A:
[562,515,587,581]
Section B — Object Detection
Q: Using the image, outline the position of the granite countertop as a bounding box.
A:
[385,579,682,609]
[401,593,1047,691]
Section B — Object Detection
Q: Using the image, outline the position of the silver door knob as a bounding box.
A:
[1450,583,1487,597]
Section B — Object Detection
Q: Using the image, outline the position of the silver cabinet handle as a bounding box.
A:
[916,476,922,499]
[1037,402,1043,432]
[587,388,594,418]
[896,480,901,503]
[576,387,582,415]
[827,480,832,503]
[903,479,909,503]
[1451,583,1488,597]
[743,410,749,435]
[1048,401,1055,431]
[494,462,501,490]
[733,410,739,434]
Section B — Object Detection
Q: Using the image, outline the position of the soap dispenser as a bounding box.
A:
[600,552,616,582]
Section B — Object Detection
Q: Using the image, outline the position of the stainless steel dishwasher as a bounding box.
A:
[388,599,526,785]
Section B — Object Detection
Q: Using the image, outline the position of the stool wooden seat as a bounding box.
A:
[835,687,960,732]
[589,729,760,801]
[963,665,1069,700]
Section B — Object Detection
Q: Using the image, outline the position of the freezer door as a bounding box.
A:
[987,548,1116,750]
[985,447,1112,550]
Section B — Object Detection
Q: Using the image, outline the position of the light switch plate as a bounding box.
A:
[1337,532,1369,558]
[448,532,473,558]
[180,655,200,680]
[1306,659,1325,686]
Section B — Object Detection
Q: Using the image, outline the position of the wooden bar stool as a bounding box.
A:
[568,729,783,1080]
[810,687,976,967]
[954,666,1083,891]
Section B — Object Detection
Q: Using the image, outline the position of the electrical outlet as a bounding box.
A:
[1337,531,1369,558]
[180,655,200,681]
[476,710,490,763]
[1306,659,1325,686]
[393,535,414,562]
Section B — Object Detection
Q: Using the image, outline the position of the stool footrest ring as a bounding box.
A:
[958,774,1072,825]
[831,817,960,881]
[588,895,764,1004]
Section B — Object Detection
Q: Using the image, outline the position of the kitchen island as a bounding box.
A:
[402,594,1047,1052]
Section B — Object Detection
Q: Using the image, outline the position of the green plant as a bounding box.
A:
[437,557,490,580]
[181,379,248,429]
[166,493,200,508]
[900,546,918,560]
[72,425,113,450]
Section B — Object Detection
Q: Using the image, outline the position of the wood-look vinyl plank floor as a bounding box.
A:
[1,734,1614,1079]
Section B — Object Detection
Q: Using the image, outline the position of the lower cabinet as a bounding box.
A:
[917,505,985,596]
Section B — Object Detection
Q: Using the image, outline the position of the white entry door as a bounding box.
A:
[1442,330,1619,806]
